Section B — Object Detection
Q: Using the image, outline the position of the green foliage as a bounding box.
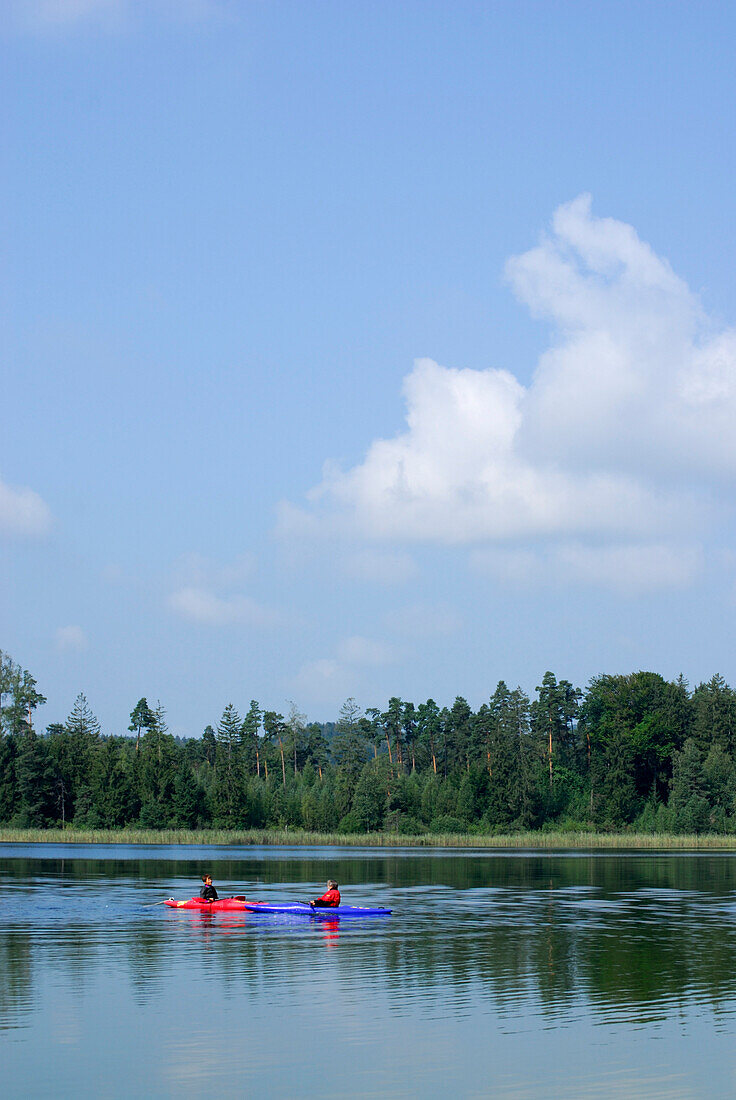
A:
[6,645,736,838]
[172,765,204,828]
[430,815,465,834]
[14,733,54,826]
[352,764,386,831]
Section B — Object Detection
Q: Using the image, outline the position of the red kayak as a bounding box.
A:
[165,896,251,911]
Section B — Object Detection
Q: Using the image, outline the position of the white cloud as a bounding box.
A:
[0,476,52,536]
[507,194,736,479]
[55,625,88,652]
[167,553,277,628]
[281,196,734,591]
[168,586,278,628]
[281,356,674,544]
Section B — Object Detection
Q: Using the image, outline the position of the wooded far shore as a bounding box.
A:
[6,648,736,840]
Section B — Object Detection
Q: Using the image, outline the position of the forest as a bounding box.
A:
[2,648,736,835]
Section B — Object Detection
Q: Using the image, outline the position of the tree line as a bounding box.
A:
[2,648,736,834]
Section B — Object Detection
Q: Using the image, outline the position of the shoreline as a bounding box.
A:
[2,828,736,849]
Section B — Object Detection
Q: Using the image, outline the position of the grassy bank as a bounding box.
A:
[2,827,736,849]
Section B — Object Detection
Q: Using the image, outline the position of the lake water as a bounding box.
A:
[3,845,736,1098]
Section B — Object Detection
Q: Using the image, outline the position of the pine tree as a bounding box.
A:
[138,702,177,826]
[65,693,101,817]
[128,698,154,754]
[212,703,244,826]
[285,702,308,775]
[263,710,288,788]
[305,723,329,779]
[241,701,261,776]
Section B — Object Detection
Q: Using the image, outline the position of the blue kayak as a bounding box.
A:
[243,902,391,916]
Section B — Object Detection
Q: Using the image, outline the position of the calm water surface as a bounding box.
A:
[4,845,736,1097]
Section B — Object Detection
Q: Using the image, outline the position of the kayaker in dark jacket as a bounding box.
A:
[200,874,218,902]
[310,880,340,908]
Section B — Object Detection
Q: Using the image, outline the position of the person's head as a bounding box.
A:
[202,874,212,885]
[327,880,338,890]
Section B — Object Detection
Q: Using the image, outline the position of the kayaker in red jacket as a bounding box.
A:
[200,874,218,902]
[310,880,340,908]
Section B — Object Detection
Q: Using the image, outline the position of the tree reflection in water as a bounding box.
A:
[3,849,736,1032]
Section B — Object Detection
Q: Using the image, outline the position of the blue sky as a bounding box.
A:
[3,0,736,735]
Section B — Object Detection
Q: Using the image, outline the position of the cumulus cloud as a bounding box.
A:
[280,196,736,590]
[279,356,675,544]
[168,586,279,628]
[508,195,736,479]
[55,625,88,652]
[0,476,52,536]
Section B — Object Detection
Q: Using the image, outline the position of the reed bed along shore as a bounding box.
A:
[2,828,736,849]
